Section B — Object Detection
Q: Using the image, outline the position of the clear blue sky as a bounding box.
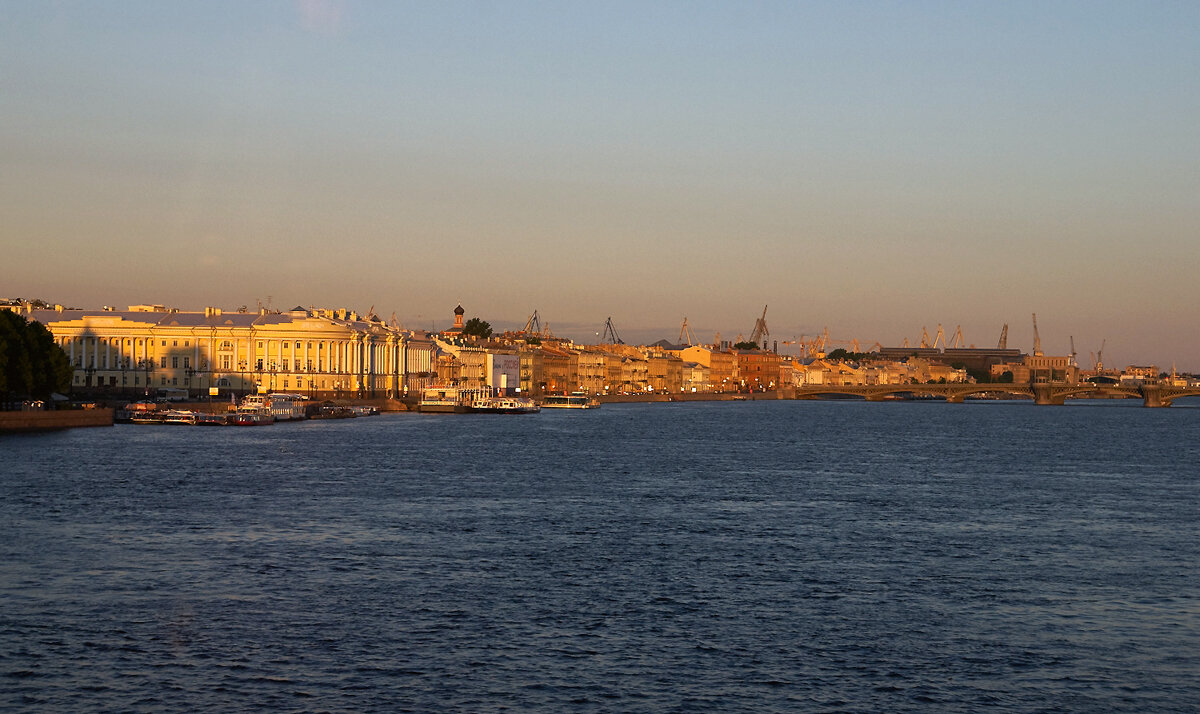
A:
[3,1,1198,369]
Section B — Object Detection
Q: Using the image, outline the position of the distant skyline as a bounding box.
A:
[3,2,1198,369]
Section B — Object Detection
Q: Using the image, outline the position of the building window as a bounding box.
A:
[183,357,190,368]
[295,341,301,349]
[256,359,263,370]
[184,340,190,347]
[172,340,178,347]
[161,376,166,385]
[172,377,177,385]
[161,340,166,346]
[172,357,179,368]
[283,380,289,389]
[160,357,167,368]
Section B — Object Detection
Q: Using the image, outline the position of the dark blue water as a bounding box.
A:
[2,401,1198,712]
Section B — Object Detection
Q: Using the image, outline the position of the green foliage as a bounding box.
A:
[998,370,1015,383]
[461,317,493,339]
[826,348,871,362]
[0,311,72,402]
[732,341,758,350]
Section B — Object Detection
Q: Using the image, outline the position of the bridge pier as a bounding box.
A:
[1031,383,1066,406]
[1139,384,1168,408]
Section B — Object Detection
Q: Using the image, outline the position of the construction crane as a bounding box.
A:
[931,324,946,350]
[522,310,543,335]
[997,323,1008,349]
[950,326,964,349]
[1069,336,1077,367]
[920,326,931,348]
[601,317,623,345]
[678,317,696,346]
[1031,313,1043,356]
[749,305,769,347]
[1095,339,1106,374]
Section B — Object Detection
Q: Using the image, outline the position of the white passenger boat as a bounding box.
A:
[238,393,307,421]
[162,410,199,425]
[468,396,540,414]
[541,393,600,409]
[418,386,482,413]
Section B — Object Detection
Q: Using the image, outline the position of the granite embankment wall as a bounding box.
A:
[0,409,114,432]
[597,389,793,404]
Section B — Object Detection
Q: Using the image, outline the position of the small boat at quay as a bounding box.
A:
[128,411,166,425]
[238,393,307,421]
[468,396,540,414]
[232,411,274,426]
[541,393,600,409]
[162,410,198,425]
[418,386,482,413]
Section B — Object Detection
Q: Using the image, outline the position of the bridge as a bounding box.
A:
[790,382,1200,407]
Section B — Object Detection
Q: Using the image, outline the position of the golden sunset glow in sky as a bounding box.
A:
[3,2,1198,368]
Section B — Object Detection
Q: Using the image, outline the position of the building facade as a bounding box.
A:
[28,305,437,400]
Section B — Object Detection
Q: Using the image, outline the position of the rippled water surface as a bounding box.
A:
[2,401,1199,712]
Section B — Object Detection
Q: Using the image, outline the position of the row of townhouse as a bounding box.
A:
[792,357,970,386]
[21,304,439,399]
[431,340,795,395]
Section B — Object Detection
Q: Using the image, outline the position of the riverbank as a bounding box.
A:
[0,408,114,433]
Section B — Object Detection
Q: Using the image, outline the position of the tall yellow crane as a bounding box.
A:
[951,325,964,349]
[1032,313,1043,356]
[749,305,769,347]
[678,317,696,346]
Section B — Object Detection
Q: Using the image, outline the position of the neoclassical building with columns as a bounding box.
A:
[24,304,437,400]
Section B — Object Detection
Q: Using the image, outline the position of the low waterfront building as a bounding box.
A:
[646,351,684,393]
[734,349,782,391]
[990,354,1079,384]
[681,361,710,393]
[680,345,736,392]
[575,349,608,395]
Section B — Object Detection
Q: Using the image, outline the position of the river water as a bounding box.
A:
[2,400,1198,712]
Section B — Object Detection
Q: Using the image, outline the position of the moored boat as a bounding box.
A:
[541,392,600,409]
[418,386,478,413]
[129,411,166,425]
[232,411,274,426]
[162,410,199,425]
[239,393,307,421]
[468,396,540,414]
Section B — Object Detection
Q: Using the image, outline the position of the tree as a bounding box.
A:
[0,312,72,403]
[732,341,758,350]
[461,317,493,339]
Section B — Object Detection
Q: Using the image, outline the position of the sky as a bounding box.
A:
[2,1,1198,369]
